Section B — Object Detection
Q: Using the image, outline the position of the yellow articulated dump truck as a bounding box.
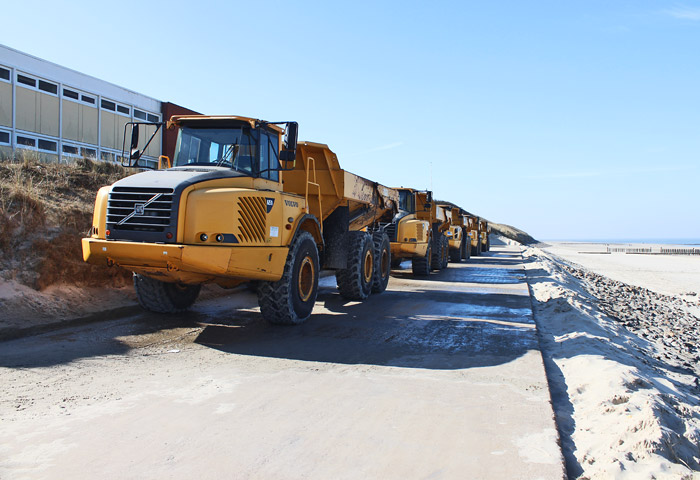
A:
[384,188,451,275]
[480,218,491,252]
[441,205,472,263]
[430,203,451,270]
[386,188,433,275]
[436,202,472,263]
[466,213,481,256]
[82,115,399,325]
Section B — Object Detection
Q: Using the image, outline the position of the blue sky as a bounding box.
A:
[3,1,699,240]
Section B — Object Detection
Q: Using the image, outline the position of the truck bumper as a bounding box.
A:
[82,238,289,283]
[390,241,428,258]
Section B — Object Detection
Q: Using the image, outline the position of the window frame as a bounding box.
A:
[62,86,98,108]
[0,65,10,83]
[15,72,59,97]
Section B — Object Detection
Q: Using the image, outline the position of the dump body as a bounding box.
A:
[283,141,399,230]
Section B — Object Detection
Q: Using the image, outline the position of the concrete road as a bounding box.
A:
[0,244,565,480]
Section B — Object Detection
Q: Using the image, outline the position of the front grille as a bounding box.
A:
[385,223,397,242]
[237,196,267,243]
[416,223,424,242]
[107,187,175,232]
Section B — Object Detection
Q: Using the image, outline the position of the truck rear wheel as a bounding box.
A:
[371,232,391,293]
[336,231,374,300]
[485,237,490,252]
[440,234,449,269]
[431,235,442,270]
[258,231,319,325]
[463,235,471,260]
[412,242,431,276]
[133,274,201,313]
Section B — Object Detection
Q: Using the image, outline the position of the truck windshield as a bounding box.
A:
[173,126,257,174]
[398,190,415,213]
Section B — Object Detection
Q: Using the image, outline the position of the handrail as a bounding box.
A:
[305,156,323,234]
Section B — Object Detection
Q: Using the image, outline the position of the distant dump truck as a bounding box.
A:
[82,115,398,325]
[437,203,471,263]
[386,188,452,275]
[467,214,481,256]
[386,188,433,275]
[480,218,491,252]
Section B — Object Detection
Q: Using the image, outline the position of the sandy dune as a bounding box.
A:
[516,238,700,479]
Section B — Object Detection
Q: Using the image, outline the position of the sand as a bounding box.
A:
[542,242,700,298]
[519,239,700,479]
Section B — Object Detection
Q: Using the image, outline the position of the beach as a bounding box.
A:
[518,238,700,479]
[543,242,700,298]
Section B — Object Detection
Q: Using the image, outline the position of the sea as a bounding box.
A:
[542,239,700,246]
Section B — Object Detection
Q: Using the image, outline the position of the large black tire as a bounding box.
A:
[371,232,391,294]
[430,235,442,271]
[470,241,478,257]
[440,234,449,269]
[449,240,462,263]
[412,242,431,276]
[133,274,201,313]
[461,229,469,260]
[485,237,491,252]
[336,231,374,300]
[476,239,482,256]
[258,231,319,325]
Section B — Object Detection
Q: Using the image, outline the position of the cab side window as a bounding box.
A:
[260,131,279,181]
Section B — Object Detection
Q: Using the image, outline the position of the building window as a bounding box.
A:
[147,113,159,123]
[62,144,79,155]
[63,88,79,100]
[134,109,147,120]
[17,136,36,147]
[38,80,58,95]
[101,99,116,111]
[38,139,58,152]
[17,74,36,88]
[101,151,116,162]
[81,147,96,158]
[0,66,9,82]
[81,94,95,105]
[0,130,9,145]
[117,105,130,115]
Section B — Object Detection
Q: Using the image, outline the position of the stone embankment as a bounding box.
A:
[563,264,700,378]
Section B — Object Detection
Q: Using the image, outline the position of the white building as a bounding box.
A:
[0,44,166,168]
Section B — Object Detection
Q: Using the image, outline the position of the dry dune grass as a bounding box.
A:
[0,155,133,290]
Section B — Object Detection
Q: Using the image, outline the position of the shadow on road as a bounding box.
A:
[1,246,537,372]
[195,274,537,370]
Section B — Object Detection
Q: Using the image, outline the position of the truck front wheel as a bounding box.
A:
[133,274,201,313]
[336,231,374,300]
[412,242,431,276]
[258,231,319,325]
[450,240,462,263]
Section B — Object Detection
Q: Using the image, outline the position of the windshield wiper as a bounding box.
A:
[218,143,240,168]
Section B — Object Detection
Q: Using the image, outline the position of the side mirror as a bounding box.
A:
[280,121,298,165]
[129,124,140,161]
[284,122,298,151]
